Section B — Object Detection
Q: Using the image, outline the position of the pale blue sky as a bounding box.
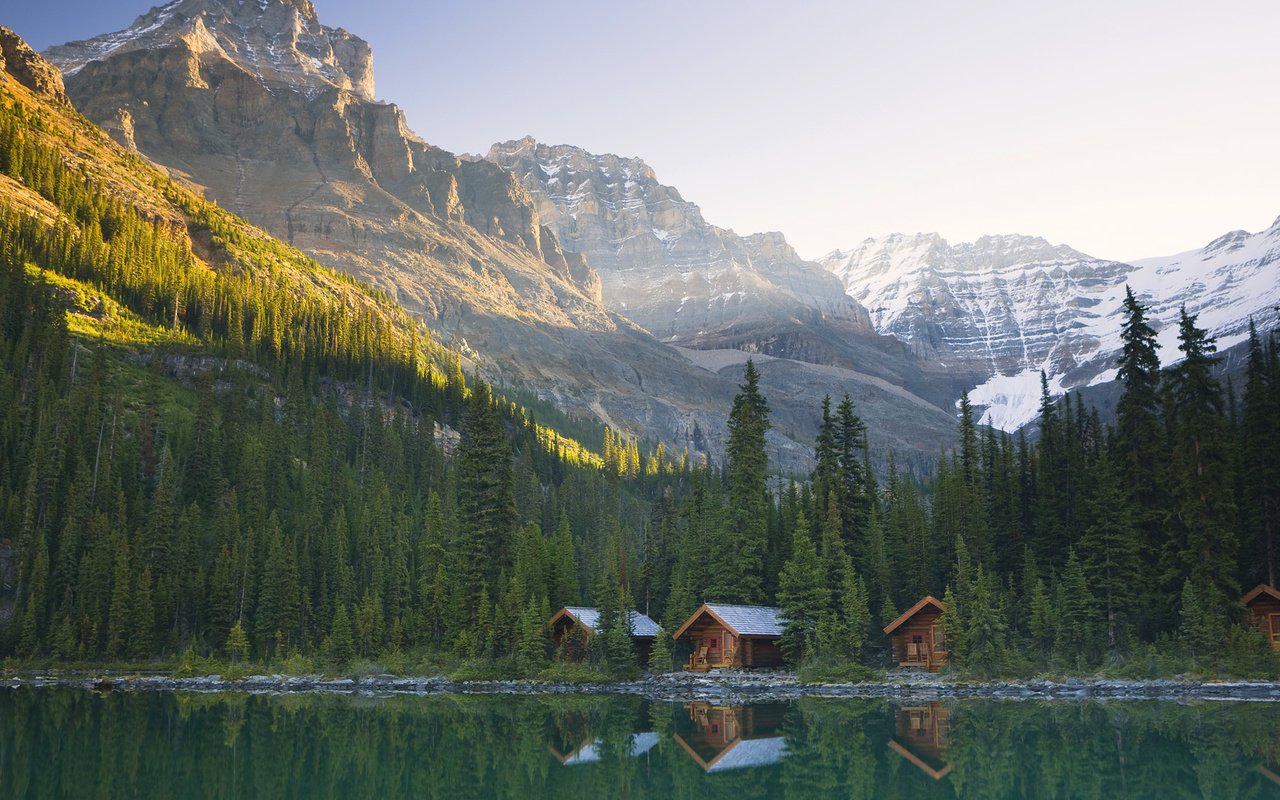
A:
[11,0,1280,261]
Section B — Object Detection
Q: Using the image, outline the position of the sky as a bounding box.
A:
[9,0,1280,262]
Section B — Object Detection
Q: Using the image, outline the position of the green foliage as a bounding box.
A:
[796,661,881,684]
[226,621,250,664]
[0,78,1273,682]
[647,626,673,673]
[777,509,828,664]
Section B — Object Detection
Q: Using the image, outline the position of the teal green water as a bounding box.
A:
[2,688,1279,799]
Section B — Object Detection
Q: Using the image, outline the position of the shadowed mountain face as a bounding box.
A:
[45,0,960,471]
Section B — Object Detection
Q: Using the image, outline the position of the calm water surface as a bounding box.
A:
[2,687,1279,798]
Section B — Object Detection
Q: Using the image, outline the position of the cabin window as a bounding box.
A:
[912,634,923,644]
[708,636,718,650]
[725,633,734,651]
[1270,614,1280,642]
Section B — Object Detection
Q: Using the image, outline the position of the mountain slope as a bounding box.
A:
[821,224,1280,430]
[43,0,960,470]
[486,137,951,409]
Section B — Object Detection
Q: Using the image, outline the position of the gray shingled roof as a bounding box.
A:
[706,737,788,772]
[705,604,787,636]
[563,607,660,637]
[562,733,660,765]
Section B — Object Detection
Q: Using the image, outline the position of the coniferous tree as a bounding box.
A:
[327,604,355,667]
[648,625,673,673]
[715,360,771,604]
[777,509,827,664]
[1164,307,1238,620]
[1078,456,1142,654]
[1240,319,1278,587]
[1114,286,1170,635]
[1054,549,1097,669]
[226,620,250,663]
[455,377,517,612]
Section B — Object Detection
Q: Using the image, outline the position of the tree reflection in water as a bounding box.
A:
[2,688,1279,799]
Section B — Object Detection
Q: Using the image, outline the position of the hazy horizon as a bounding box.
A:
[10,0,1279,263]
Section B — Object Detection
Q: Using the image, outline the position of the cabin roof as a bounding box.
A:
[883,595,947,635]
[561,732,660,765]
[673,603,787,638]
[1241,584,1280,606]
[553,607,661,638]
[705,737,787,772]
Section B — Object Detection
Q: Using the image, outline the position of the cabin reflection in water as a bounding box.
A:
[673,703,787,772]
[887,702,952,780]
[548,732,661,765]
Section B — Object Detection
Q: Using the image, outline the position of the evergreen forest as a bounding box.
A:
[1,64,1279,682]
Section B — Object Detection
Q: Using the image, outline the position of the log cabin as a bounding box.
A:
[883,595,948,672]
[1241,584,1280,651]
[548,606,660,663]
[672,604,786,671]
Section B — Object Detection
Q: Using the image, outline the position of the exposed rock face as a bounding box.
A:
[45,2,960,471]
[47,0,374,99]
[487,138,872,340]
[0,26,68,104]
[486,138,952,409]
[822,224,1280,430]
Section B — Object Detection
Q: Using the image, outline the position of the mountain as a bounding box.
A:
[820,224,1280,430]
[486,137,951,408]
[486,137,870,340]
[44,0,961,471]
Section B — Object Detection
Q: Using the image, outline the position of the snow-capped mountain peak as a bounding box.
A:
[821,219,1280,431]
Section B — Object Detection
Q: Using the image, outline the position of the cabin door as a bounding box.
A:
[1270,614,1280,647]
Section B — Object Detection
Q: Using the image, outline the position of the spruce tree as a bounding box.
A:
[1114,286,1169,635]
[1164,307,1238,618]
[327,604,355,667]
[648,626,673,673]
[717,360,771,603]
[226,620,250,663]
[1078,456,1142,654]
[1240,319,1278,587]
[777,509,828,664]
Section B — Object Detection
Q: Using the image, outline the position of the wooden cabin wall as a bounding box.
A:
[1246,595,1280,650]
[890,608,946,670]
[744,637,783,668]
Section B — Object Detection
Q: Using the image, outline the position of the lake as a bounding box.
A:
[2,687,1279,798]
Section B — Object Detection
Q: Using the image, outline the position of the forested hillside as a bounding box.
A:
[1,32,1277,681]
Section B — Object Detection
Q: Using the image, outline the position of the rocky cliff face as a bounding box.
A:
[48,0,603,335]
[487,138,873,339]
[485,137,952,407]
[0,26,68,104]
[822,224,1280,430]
[43,1,960,471]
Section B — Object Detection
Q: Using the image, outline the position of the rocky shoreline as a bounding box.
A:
[5,670,1280,703]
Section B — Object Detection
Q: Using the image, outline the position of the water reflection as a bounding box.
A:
[672,703,787,772]
[888,701,952,780]
[4,688,1280,798]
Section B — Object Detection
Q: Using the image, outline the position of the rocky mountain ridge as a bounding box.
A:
[486,137,956,410]
[487,137,872,340]
[41,1,960,471]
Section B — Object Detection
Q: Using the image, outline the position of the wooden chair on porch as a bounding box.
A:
[690,644,709,671]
